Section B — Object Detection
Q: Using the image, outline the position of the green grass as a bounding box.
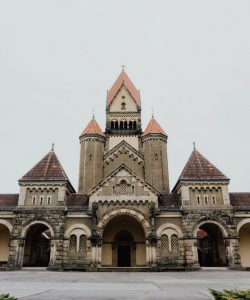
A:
[209,288,250,299]
[0,295,17,300]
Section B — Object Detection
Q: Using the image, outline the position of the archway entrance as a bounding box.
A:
[0,224,10,267]
[102,215,146,267]
[239,222,250,268]
[197,223,227,267]
[23,223,51,267]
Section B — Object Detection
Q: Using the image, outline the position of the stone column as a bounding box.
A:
[7,238,25,270]
[226,237,241,269]
[183,238,200,270]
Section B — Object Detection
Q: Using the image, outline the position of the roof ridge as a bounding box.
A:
[43,151,52,180]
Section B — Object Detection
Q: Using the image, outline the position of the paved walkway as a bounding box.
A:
[0,269,249,299]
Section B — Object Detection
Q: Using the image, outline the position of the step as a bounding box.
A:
[98,267,150,272]
[22,267,47,271]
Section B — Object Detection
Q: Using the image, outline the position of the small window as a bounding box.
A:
[47,196,51,205]
[212,196,216,205]
[132,186,135,194]
[204,196,208,205]
[112,186,115,194]
[40,196,44,205]
[89,155,92,160]
[197,196,200,204]
[121,102,126,110]
[32,196,36,205]
[155,154,158,161]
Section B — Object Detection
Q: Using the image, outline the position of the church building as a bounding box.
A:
[0,70,250,271]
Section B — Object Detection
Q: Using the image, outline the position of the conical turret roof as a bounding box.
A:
[107,70,140,106]
[179,148,229,181]
[20,149,71,182]
[142,117,167,137]
[79,117,105,138]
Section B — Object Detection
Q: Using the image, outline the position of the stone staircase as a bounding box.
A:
[98,267,150,272]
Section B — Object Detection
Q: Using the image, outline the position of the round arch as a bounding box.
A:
[156,223,183,238]
[64,224,91,238]
[21,220,55,238]
[0,219,13,233]
[237,218,250,234]
[97,208,151,236]
[193,219,229,238]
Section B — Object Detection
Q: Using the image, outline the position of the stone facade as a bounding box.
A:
[0,70,250,271]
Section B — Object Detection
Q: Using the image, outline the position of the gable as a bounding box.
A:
[89,165,159,207]
[109,85,138,112]
[104,141,144,178]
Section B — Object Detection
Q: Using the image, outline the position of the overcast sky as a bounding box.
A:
[0,0,249,193]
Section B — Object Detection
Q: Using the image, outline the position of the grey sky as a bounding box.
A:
[0,0,249,193]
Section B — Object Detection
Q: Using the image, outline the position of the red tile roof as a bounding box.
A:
[142,117,167,137]
[0,194,18,208]
[158,194,181,208]
[107,71,140,106]
[20,150,70,182]
[80,117,105,138]
[179,148,228,181]
[66,193,89,207]
[230,193,250,207]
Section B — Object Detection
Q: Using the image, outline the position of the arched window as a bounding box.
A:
[161,234,169,257]
[111,121,114,130]
[115,121,119,130]
[120,121,124,130]
[121,102,126,110]
[79,234,87,256]
[120,180,127,194]
[69,234,77,254]
[124,121,128,130]
[171,234,179,254]
[129,121,133,130]
[133,121,137,130]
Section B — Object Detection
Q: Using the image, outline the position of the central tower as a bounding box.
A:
[105,69,142,152]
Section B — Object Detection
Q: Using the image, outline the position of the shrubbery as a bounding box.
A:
[0,295,17,300]
[209,288,250,299]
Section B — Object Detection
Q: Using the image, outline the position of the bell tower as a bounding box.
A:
[142,116,170,194]
[78,117,105,194]
[105,69,142,152]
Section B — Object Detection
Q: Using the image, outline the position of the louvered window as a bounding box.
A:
[161,234,169,257]
[79,235,87,256]
[120,180,127,194]
[69,234,77,253]
[171,234,179,254]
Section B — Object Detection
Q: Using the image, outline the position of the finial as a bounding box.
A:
[51,143,55,152]
[193,141,196,150]
[152,107,154,118]
[121,64,125,72]
[92,108,95,119]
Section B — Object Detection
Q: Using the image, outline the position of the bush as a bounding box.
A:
[209,288,250,300]
[0,295,17,300]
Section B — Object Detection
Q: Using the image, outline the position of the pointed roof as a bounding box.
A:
[178,148,229,181]
[107,70,140,106]
[142,117,167,137]
[20,149,73,184]
[79,117,105,138]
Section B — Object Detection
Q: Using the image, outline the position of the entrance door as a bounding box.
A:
[23,224,51,267]
[197,224,227,267]
[118,245,131,267]
[116,232,132,267]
